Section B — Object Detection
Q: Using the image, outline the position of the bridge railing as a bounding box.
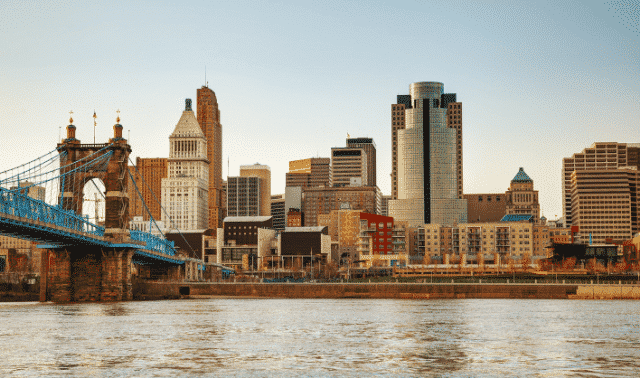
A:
[0,188,104,237]
[129,230,176,256]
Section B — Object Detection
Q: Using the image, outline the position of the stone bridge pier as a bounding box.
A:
[40,247,135,302]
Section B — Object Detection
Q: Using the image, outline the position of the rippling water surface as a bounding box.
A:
[1,299,640,377]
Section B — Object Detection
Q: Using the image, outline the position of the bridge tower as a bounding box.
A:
[42,116,137,302]
[57,116,131,240]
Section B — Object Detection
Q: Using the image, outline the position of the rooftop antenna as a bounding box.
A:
[93,110,97,144]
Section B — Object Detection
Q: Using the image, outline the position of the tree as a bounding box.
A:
[562,257,577,271]
[521,254,532,272]
[477,253,485,273]
[506,256,516,274]
[422,253,432,266]
[615,260,629,273]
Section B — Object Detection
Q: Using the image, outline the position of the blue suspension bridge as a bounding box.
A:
[0,119,203,302]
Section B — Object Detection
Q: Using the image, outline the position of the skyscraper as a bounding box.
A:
[226,176,261,217]
[562,142,640,227]
[239,164,271,217]
[330,147,367,187]
[197,85,223,229]
[285,158,331,188]
[389,81,467,227]
[161,99,209,231]
[346,137,376,187]
[128,157,167,221]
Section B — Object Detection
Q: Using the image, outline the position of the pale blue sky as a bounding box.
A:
[1,0,638,220]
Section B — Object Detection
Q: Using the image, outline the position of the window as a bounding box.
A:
[478,196,483,201]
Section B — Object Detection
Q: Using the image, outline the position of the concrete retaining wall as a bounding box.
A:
[135,282,589,300]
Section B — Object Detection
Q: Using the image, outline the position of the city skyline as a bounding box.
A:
[1,0,638,221]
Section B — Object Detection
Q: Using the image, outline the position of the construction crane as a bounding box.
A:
[84,193,103,225]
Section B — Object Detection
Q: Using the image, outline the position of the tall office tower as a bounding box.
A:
[129,157,167,221]
[271,194,286,231]
[240,164,271,216]
[226,176,261,217]
[562,143,640,227]
[346,138,376,187]
[161,99,209,231]
[285,158,331,188]
[331,147,367,188]
[388,81,467,227]
[570,168,639,244]
[197,85,223,229]
[391,95,410,199]
[504,167,541,221]
[443,96,463,199]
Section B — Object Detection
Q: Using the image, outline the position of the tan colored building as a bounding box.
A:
[570,168,639,244]
[285,158,331,188]
[330,147,367,188]
[128,157,167,221]
[505,167,540,221]
[562,142,640,227]
[391,95,408,200]
[240,164,271,217]
[464,193,507,223]
[346,138,376,187]
[422,221,562,265]
[197,85,224,229]
[302,186,381,226]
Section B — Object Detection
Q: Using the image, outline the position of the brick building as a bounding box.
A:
[197,85,224,229]
[302,186,381,227]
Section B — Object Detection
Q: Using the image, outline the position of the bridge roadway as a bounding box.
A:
[0,188,183,264]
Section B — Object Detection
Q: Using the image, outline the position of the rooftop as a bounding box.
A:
[511,167,532,183]
[500,214,534,222]
[284,226,328,233]
[224,216,272,223]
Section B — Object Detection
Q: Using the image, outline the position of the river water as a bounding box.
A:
[1,299,639,377]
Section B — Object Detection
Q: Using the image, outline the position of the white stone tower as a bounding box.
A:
[161,99,210,231]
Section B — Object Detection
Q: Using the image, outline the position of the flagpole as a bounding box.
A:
[93,110,97,144]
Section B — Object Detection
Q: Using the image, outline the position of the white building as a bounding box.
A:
[161,99,209,231]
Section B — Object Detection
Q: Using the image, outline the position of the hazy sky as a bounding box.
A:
[1,0,638,220]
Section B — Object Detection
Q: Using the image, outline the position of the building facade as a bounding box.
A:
[302,186,381,226]
[464,193,507,223]
[346,137,376,187]
[226,176,261,217]
[562,142,640,227]
[240,164,271,217]
[129,157,167,221]
[570,168,639,244]
[270,194,286,231]
[389,81,467,227]
[197,85,224,229]
[161,99,209,231]
[285,158,331,188]
[505,167,540,221]
[330,147,367,188]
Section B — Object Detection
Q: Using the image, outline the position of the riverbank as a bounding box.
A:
[133,281,640,300]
